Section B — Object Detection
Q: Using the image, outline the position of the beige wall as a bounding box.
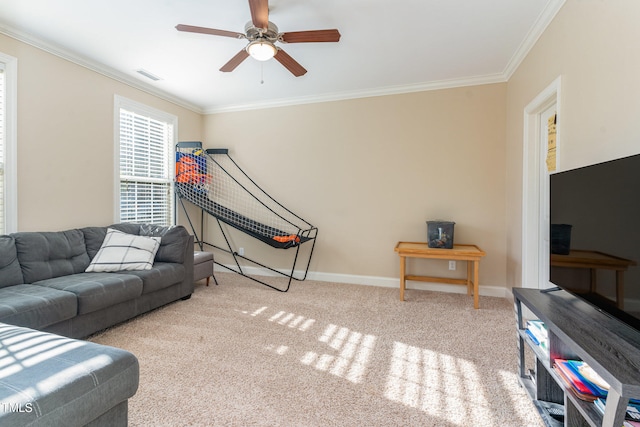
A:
[0,33,203,231]
[203,84,508,287]
[505,0,640,288]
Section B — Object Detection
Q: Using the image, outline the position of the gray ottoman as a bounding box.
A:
[194,251,215,286]
[0,323,139,426]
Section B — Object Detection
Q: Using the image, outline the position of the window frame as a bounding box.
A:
[0,52,17,234]
[113,95,178,226]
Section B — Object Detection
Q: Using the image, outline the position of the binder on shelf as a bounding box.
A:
[553,359,608,402]
[526,320,548,352]
[577,363,610,391]
[525,329,540,345]
[557,359,608,396]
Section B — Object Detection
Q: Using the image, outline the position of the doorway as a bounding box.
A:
[521,77,561,289]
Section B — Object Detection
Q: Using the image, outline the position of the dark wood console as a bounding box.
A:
[514,287,640,426]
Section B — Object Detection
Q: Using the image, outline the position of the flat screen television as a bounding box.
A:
[549,153,640,330]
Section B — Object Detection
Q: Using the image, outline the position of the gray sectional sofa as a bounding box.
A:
[0,222,194,338]
[0,222,195,426]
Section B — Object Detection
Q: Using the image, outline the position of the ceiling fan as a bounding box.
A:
[176,0,341,77]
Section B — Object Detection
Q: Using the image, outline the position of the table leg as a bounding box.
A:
[399,256,406,301]
[473,260,479,309]
[466,261,472,296]
[616,271,625,310]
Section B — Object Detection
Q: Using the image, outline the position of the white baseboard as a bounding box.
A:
[214,264,511,300]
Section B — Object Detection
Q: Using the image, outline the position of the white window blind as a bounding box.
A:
[0,54,16,234]
[118,105,174,226]
[0,66,5,234]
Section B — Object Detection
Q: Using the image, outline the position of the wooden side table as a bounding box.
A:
[394,242,486,309]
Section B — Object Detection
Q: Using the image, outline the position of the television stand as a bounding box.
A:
[513,287,640,427]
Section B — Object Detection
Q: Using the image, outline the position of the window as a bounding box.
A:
[0,53,17,234]
[115,96,177,226]
[0,66,5,233]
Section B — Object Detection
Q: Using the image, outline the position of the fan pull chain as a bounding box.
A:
[261,63,264,84]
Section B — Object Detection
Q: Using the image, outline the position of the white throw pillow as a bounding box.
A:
[86,228,161,272]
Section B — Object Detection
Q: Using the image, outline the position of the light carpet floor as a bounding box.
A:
[90,273,544,426]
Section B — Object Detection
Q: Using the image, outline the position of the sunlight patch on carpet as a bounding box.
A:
[264,344,289,355]
[385,342,497,424]
[268,311,315,331]
[250,306,268,316]
[235,306,268,317]
[301,323,376,384]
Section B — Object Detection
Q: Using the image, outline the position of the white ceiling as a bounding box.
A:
[0,0,564,113]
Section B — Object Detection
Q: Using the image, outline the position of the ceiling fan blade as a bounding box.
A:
[220,50,250,72]
[274,48,307,77]
[176,24,245,39]
[248,0,269,30]
[280,29,341,43]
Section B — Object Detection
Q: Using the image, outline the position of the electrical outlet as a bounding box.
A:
[448,260,456,270]
[238,247,245,256]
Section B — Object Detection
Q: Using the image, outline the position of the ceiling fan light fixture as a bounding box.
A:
[247,40,277,61]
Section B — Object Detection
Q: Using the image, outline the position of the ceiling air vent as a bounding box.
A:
[136,69,162,81]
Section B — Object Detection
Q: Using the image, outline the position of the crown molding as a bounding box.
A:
[204,73,508,114]
[503,0,566,80]
[0,25,204,114]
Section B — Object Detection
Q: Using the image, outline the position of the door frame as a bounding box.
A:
[521,76,562,289]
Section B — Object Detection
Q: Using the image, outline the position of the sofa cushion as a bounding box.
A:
[13,229,90,284]
[124,262,186,294]
[85,228,160,272]
[0,323,139,427]
[110,222,140,235]
[0,284,77,329]
[139,224,189,264]
[0,235,23,288]
[81,226,109,260]
[33,273,143,315]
